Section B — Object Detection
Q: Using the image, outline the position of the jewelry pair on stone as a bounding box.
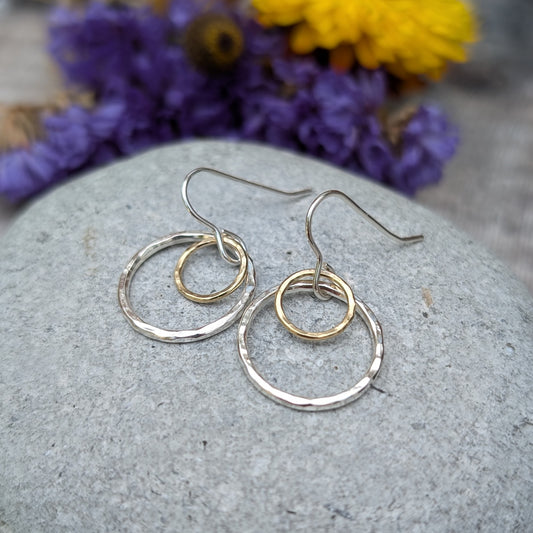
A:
[118,168,423,411]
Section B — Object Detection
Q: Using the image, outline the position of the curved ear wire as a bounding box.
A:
[306,190,424,300]
[182,167,313,264]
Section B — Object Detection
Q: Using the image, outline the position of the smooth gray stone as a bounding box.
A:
[1,141,532,533]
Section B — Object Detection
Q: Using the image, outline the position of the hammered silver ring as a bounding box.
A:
[237,279,384,411]
[118,231,256,343]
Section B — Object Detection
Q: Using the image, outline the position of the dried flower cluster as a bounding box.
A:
[0,0,465,201]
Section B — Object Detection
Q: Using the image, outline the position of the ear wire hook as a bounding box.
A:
[306,190,425,300]
[182,167,313,264]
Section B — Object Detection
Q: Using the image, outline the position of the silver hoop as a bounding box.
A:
[118,231,256,342]
[237,279,384,411]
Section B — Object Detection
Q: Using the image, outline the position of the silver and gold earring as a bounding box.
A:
[118,167,311,343]
[237,190,424,411]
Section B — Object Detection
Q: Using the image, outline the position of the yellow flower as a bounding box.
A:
[252,0,477,79]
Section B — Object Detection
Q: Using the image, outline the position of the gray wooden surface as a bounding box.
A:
[0,1,532,293]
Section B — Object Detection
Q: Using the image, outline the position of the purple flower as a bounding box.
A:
[0,143,61,201]
[167,0,202,30]
[245,21,286,57]
[357,134,393,182]
[165,51,236,138]
[90,100,125,140]
[49,1,173,98]
[242,94,301,149]
[44,106,94,169]
[0,102,124,201]
[388,105,459,194]
[294,68,387,166]
[1,0,459,202]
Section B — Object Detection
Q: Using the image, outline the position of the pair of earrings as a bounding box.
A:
[118,168,423,411]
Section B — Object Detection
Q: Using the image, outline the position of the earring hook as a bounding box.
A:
[182,167,313,264]
[306,190,424,300]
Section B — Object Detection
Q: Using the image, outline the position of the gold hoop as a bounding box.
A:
[174,234,248,303]
[275,269,356,340]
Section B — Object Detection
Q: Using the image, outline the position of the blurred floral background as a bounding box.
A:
[0,0,532,291]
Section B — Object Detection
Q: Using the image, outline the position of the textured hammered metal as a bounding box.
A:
[174,234,248,303]
[118,231,256,343]
[275,269,356,340]
[237,279,384,411]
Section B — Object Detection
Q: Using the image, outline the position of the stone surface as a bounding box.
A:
[0,141,532,532]
[2,1,533,292]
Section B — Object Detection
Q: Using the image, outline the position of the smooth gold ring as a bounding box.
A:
[174,234,248,303]
[275,269,356,340]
